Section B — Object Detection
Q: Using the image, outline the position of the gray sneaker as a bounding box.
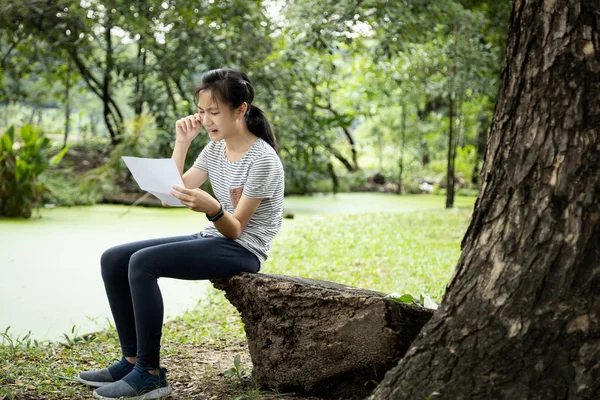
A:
[76,356,135,388]
[92,365,172,399]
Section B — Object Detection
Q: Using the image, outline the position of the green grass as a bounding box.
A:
[283,192,475,216]
[0,195,475,399]
[269,209,471,300]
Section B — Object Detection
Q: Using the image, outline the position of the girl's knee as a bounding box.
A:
[127,249,156,283]
[100,245,127,282]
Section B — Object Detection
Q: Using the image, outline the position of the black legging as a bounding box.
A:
[100,233,260,370]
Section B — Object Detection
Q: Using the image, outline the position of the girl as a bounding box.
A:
[76,68,284,399]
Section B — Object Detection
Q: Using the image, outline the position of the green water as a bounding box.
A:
[0,193,475,342]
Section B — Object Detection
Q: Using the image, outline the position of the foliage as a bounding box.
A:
[0,125,68,217]
[0,0,510,195]
[223,354,248,389]
[389,292,439,310]
[40,167,104,206]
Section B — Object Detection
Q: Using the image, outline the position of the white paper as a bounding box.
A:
[122,156,186,207]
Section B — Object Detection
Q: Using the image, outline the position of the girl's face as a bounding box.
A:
[196,89,243,142]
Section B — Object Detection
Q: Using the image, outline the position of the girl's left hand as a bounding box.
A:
[171,186,220,214]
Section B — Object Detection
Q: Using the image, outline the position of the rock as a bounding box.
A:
[211,273,434,399]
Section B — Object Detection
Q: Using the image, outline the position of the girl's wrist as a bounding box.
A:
[206,201,224,221]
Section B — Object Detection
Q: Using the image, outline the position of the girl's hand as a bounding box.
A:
[171,186,220,214]
[175,113,203,143]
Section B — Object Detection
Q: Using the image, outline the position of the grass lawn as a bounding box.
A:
[0,194,475,399]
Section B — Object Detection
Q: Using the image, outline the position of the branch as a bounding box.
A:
[1,34,24,69]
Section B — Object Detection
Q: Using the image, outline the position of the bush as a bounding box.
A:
[40,167,106,206]
[0,125,67,218]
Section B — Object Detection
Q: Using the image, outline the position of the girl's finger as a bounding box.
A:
[172,186,189,195]
[187,116,196,129]
[170,190,187,199]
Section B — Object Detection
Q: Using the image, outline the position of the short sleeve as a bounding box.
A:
[243,154,282,199]
[193,142,212,172]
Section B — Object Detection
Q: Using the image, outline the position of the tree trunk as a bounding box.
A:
[397,103,407,195]
[327,161,339,195]
[103,21,119,144]
[371,0,600,398]
[446,24,458,209]
[211,273,433,398]
[133,41,146,118]
[63,63,71,148]
[445,83,455,208]
[471,111,490,187]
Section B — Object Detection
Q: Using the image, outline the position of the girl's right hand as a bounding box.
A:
[175,113,203,143]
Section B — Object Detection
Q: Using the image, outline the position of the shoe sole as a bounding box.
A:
[75,375,114,388]
[92,385,173,400]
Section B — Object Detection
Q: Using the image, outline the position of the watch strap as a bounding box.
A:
[206,204,224,222]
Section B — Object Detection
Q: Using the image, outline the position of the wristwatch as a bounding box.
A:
[206,203,224,222]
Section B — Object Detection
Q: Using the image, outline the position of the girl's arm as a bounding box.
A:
[173,113,208,189]
[211,196,262,239]
[169,187,260,239]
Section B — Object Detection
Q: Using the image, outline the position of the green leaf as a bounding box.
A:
[223,368,235,378]
[20,125,32,143]
[1,128,14,153]
[395,294,415,304]
[233,354,241,369]
[50,145,69,166]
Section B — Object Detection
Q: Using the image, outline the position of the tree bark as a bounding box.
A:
[397,103,406,194]
[371,0,600,398]
[445,87,455,208]
[212,273,433,398]
[103,21,121,144]
[133,41,147,118]
[446,24,458,209]
[327,161,339,194]
[471,111,490,187]
[63,63,71,148]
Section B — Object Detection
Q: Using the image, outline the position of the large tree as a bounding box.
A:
[371,0,599,398]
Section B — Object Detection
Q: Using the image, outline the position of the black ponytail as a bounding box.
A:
[246,104,277,151]
[194,68,277,151]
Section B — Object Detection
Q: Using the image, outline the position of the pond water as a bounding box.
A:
[0,193,475,343]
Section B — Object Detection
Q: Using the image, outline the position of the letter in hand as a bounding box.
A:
[170,185,220,214]
[175,113,203,143]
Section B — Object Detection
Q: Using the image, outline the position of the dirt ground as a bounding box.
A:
[159,340,325,400]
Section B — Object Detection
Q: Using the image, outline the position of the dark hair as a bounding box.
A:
[194,68,277,151]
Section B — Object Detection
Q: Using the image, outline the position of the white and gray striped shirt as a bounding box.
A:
[193,138,284,265]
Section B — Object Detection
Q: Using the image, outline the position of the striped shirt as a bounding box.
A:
[193,138,284,265]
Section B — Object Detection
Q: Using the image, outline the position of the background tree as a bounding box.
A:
[1,0,511,199]
[370,0,600,397]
